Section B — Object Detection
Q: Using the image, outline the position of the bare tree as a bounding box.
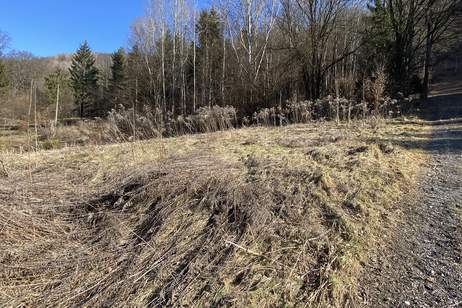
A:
[279,0,364,99]
[0,30,10,57]
[422,0,458,98]
[193,0,197,112]
[224,0,280,103]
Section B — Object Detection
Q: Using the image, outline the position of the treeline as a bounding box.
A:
[0,0,460,122]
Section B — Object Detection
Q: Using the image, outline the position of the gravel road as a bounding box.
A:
[360,93,462,307]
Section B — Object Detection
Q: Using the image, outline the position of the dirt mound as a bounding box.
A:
[71,155,353,306]
[0,155,362,306]
[0,122,426,307]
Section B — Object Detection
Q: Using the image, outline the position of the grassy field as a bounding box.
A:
[0,129,29,152]
[0,118,430,307]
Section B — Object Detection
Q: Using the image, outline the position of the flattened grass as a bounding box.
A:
[0,118,429,307]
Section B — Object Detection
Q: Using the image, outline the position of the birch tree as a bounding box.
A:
[224,0,280,103]
[280,0,363,99]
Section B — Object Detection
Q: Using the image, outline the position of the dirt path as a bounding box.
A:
[360,94,462,307]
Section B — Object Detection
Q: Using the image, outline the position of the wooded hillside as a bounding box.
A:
[0,0,460,122]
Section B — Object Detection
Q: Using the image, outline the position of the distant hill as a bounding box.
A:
[43,52,112,70]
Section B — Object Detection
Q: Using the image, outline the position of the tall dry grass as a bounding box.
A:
[106,105,237,142]
[1,88,407,153]
[254,96,399,127]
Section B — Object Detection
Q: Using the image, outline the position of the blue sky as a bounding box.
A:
[0,0,148,56]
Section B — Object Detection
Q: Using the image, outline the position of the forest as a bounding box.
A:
[0,0,460,130]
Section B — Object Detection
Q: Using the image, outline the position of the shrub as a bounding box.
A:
[106,105,237,141]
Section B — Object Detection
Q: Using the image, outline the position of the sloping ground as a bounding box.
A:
[0,120,428,307]
[360,93,462,306]
[0,129,29,152]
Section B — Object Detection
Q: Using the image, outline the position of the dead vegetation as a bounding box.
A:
[0,119,428,307]
[0,96,406,153]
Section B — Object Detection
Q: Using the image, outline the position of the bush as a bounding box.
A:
[106,105,237,141]
[41,139,62,150]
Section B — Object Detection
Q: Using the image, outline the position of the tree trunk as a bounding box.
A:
[222,29,226,106]
[33,84,38,150]
[422,13,433,100]
[172,0,178,115]
[161,21,166,115]
[54,82,60,126]
[193,3,196,112]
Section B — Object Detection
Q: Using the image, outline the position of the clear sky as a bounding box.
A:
[0,0,149,57]
[0,0,213,57]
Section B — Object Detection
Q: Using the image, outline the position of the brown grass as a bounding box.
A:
[0,119,430,307]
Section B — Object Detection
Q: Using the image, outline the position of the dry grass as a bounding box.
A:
[0,120,109,152]
[0,118,430,307]
[0,130,30,152]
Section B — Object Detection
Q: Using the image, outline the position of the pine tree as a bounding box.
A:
[196,9,223,107]
[45,68,69,104]
[69,41,99,117]
[0,59,9,97]
[109,48,127,107]
[367,0,393,61]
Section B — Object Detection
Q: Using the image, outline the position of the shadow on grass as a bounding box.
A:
[418,93,462,121]
[376,93,462,154]
[369,135,462,155]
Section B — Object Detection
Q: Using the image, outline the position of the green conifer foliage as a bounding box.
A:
[45,68,69,104]
[69,41,99,117]
[109,48,127,107]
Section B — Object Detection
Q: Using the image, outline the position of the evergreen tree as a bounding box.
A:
[109,48,127,107]
[45,68,70,104]
[69,41,99,117]
[364,0,393,72]
[365,0,445,96]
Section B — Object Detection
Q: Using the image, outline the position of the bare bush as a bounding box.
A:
[364,67,388,111]
[3,91,403,153]
[107,105,164,142]
[38,119,108,147]
[336,76,357,99]
[106,105,237,141]
[252,96,396,127]
[192,106,237,133]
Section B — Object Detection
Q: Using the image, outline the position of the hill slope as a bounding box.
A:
[0,120,428,307]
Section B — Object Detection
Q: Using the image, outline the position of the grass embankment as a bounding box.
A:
[0,119,429,307]
[0,130,29,152]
